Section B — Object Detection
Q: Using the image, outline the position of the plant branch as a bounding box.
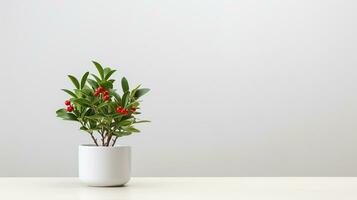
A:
[80,121,99,146]
[98,129,105,146]
[106,130,113,146]
[111,136,118,146]
[90,133,99,146]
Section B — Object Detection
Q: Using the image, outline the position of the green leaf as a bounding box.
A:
[62,89,78,98]
[134,88,150,99]
[85,114,103,120]
[74,89,84,98]
[114,131,133,137]
[87,79,99,89]
[101,80,113,90]
[121,115,134,121]
[80,126,88,131]
[123,126,140,133]
[72,98,92,107]
[103,67,111,77]
[131,84,141,97]
[89,120,97,129]
[57,112,78,121]
[122,92,129,107]
[81,108,92,118]
[121,77,129,92]
[113,131,124,137]
[107,101,118,111]
[73,109,81,117]
[123,131,133,135]
[80,72,89,89]
[68,75,80,89]
[91,74,102,83]
[113,115,123,120]
[117,119,133,126]
[56,108,68,116]
[127,101,139,108]
[105,69,116,80]
[92,61,104,80]
[81,87,93,96]
[110,89,122,104]
[96,102,108,109]
[63,113,78,121]
[134,120,151,124]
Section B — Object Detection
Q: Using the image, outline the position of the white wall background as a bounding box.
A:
[1,0,357,177]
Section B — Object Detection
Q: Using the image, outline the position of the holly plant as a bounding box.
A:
[56,61,150,146]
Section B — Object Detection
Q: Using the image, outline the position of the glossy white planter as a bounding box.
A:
[78,145,131,187]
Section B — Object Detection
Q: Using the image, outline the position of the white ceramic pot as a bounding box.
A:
[78,145,131,186]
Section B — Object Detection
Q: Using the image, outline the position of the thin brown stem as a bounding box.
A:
[98,130,105,146]
[80,121,98,146]
[90,133,98,146]
[111,136,118,146]
[106,130,113,146]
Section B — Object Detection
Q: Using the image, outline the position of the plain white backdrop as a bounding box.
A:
[0,0,356,176]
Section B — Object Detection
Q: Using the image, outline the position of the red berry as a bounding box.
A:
[116,106,123,113]
[97,86,104,93]
[94,91,100,97]
[67,105,74,112]
[122,109,129,115]
[64,100,70,106]
[116,107,128,115]
[103,90,109,96]
[103,95,110,101]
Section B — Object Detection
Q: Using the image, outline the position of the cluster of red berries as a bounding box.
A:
[94,86,110,101]
[64,100,74,112]
[116,106,137,115]
[116,106,128,115]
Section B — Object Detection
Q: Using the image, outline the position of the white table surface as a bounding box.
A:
[0,177,356,200]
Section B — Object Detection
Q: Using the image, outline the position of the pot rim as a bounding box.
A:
[79,144,130,149]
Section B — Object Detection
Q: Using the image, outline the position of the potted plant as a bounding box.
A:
[56,61,150,186]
